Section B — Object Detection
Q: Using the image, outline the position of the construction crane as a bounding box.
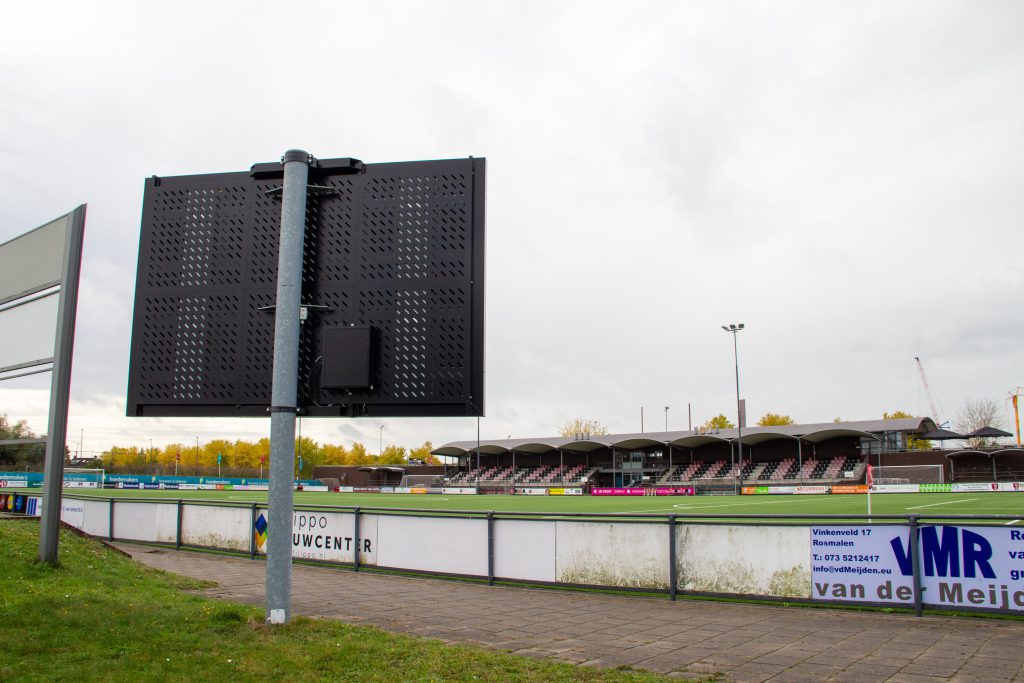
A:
[1010,387,1023,447]
[914,357,943,426]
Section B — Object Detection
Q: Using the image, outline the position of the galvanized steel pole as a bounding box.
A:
[265,149,311,624]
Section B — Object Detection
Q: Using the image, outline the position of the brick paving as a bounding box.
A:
[114,543,1024,682]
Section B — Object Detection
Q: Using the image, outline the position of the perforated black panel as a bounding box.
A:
[127,157,484,417]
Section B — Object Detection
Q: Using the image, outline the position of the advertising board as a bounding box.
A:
[0,479,29,489]
[811,525,1024,612]
[590,488,645,496]
[831,485,869,494]
[655,487,695,496]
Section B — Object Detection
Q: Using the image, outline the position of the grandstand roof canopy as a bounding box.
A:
[357,466,405,473]
[432,417,937,456]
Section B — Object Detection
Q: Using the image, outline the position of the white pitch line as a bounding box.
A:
[1004,519,1021,526]
[905,498,978,510]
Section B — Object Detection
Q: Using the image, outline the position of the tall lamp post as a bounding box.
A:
[721,323,744,495]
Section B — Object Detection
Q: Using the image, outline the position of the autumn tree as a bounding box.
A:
[757,413,793,426]
[379,444,407,465]
[408,441,439,465]
[320,443,350,466]
[349,442,371,465]
[703,414,734,430]
[955,399,1005,448]
[558,418,609,439]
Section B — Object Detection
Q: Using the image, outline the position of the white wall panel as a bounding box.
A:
[677,524,811,598]
[113,502,158,542]
[377,515,487,576]
[181,505,250,551]
[78,498,111,537]
[493,519,556,582]
[556,521,669,589]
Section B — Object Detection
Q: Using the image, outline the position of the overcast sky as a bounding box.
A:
[1,1,1022,457]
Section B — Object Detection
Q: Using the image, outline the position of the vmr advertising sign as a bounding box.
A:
[812,525,1024,612]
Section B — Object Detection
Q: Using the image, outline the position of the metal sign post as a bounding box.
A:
[37,206,86,564]
[265,150,310,624]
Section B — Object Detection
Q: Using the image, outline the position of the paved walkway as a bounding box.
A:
[114,543,1024,683]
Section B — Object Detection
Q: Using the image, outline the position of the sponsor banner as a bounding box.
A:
[379,486,395,493]
[655,487,695,496]
[254,510,377,565]
[353,487,381,493]
[409,488,428,494]
[812,524,1024,612]
[63,481,99,489]
[795,486,830,495]
[590,488,645,496]
[392,487,411,494]
[117,482,140,489]
[61,500,85,527]
[515,487,548,496]
[741,486,770,495]
[995,482,1024,492]
[871,484,920,494]
[142,482,163,490]
[920,483,953,493]
[563,488,583,496]
[442,487,476,495]
[831,485,869,494]
[337,486,354,493]
[232,484,267,491]
[0,479,29,489]
[548,488,565,496]
[177,484,198,490]
[811,525,913,605]
[953,482,1000,493]
[0,493,40,516]
[300,485,329,492]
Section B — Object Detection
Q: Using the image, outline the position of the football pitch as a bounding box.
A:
[56,489,1024,522]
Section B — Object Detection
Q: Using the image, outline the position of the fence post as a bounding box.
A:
[353,506,361,572]
[108,499,115,541]
[908,515,923,617]
[175,499,183,550]
[250,503,258,559]
[668,514,677,601]
[487,511,495,586]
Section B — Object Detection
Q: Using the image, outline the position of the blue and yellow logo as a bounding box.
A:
[254,513,268,550]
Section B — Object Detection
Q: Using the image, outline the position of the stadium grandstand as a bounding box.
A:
[416,417,1024,493]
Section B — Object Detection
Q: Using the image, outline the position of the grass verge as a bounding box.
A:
[0,520,705,682]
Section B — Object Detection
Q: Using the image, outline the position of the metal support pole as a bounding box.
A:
[250,504,258,558]
[265,149,311,625]
[175,499,182,550]
[487,511,495,586]
[108,499,115,541]
[38,205,86,565]
[668,514,677,600]
[908,516,923,617]
[732,330,742,495]
[353,506,361,572]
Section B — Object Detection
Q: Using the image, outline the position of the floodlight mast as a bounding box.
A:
[721,323,744,495]
[265,149,311,625]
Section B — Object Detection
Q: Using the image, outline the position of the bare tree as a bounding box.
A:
[955,399,1004,448]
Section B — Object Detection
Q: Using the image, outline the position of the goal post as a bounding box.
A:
[872,464,943,485]
[63,468,105,488]
[400,474,445,488]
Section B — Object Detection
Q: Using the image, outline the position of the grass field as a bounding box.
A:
[46,489,1024,522]
[0,520,684,683]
